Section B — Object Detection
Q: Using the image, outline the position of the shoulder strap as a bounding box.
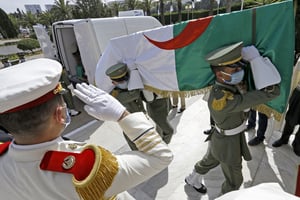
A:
[40,145,96,181]
[0,142,11,155]
[40,144,119,200]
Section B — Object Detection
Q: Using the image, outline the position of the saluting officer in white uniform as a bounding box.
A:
[0,58,173,200]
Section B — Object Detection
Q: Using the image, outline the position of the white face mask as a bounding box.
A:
[221,69,245,85]
[117,81,128,89]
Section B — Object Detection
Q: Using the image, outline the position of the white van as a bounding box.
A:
[34,16,162,84]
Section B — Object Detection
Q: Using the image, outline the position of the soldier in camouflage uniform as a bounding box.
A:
[185,42,281,195]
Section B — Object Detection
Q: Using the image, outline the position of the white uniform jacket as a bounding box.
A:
[0,112,173,200]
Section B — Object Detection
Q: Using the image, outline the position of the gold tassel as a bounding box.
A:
[144,85,212,98]
[143,85,284,121]
[73,145,119,200]
[253,104,283,122]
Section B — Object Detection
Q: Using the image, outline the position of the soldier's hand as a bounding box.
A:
[241,45,260,61]
[74,83,126,121]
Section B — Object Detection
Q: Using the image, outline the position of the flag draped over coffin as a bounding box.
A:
[95,0,294,121]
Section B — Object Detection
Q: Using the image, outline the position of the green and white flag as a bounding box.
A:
[95,0,294,121]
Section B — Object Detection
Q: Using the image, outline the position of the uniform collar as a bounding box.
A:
[8,137,64,162]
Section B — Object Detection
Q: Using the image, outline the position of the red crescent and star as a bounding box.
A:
[143,16,213,50]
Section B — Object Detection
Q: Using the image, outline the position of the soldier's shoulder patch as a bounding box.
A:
[212,90,234,111]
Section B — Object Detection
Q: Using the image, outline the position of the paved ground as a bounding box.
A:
[65,93,300,200]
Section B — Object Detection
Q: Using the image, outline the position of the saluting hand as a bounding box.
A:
[74,83,126,122]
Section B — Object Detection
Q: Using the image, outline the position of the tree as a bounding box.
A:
[0,8,18,38]
[38,10,56,27]
[225,0,232,13]
[159,0,165,25]
[108,1,123,17]
[123,0,139,10]
[140,0,152,16]
[177,0,182,22]
[208,0,214,15]
[51,0,72,21]
[21,12,38,28]
[73,0,106,18]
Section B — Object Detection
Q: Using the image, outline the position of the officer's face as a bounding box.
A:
[220,66,242,81]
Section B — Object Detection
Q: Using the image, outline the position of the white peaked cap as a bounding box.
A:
[0,58,63,113]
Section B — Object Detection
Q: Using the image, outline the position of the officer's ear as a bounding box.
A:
[55,104,65,124]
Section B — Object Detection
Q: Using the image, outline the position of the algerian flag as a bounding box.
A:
[95,0,294,121]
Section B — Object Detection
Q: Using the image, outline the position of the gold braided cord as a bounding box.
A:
[144,84,284,121]
[135,130,157,147]
[110,71,127,79]
[144,85,212,98]
[73,145,119,200]
[135,130,162,153]
[218,56,242,66]
[253,104,283,122]
[141,140,162,153]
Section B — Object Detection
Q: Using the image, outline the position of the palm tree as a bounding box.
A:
[38,10,56,27]
[73,0,106,18]
[52,0,72,21]
[21,12,38,28]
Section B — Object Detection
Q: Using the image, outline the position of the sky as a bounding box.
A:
[0,0,58,13]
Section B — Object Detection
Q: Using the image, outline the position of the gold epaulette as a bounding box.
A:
[40,144,119,200]
[111,90,119,97]
[212,90,234,111]
[73,145,119,200]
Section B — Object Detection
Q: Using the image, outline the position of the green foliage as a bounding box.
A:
[157,0,280,25]
[8,54,19,60]
[0,8,18,38]
[73,0,107,18]
[29,33,37,39]
[17,38,40,52]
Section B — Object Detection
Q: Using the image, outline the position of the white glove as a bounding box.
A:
[241,45,260,61]
[250,57,281,90]
[242,45,281,89]
[74,83,126,121]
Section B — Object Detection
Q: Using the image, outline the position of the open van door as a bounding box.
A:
[39,16,161,84]
[33,24,57,60]
[73,21,102,84]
